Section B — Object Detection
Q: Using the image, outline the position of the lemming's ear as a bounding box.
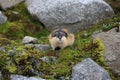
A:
[62,28,70,33]
[51,32,57,37]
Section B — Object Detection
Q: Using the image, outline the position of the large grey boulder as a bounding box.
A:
[93,28,120,76]
[26,0,114,33]
[11,75,45,80]
[0,11,7,24]
[0,0,24,10]
[71,58,111,80]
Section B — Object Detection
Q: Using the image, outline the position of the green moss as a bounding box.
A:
[92,38,106,65]
[52,64,71,78]
[5,63,17,73]
[0,53,8,69]
[16,45,24,51]
[12,48,42,75]
[0,37,11,46]
[0,21,24,39]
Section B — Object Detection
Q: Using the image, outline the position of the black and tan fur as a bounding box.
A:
[49,28,75,50]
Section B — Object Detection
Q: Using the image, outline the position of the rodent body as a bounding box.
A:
[49,28,75,50]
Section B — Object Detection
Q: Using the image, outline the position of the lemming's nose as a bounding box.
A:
[58,36,62,40]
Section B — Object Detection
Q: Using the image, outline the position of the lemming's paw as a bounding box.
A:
[55,47,61,51]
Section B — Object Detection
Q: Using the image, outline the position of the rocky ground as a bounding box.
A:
[93,28,120,77]
[0,0,120,80]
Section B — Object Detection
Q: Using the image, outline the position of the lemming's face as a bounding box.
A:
[52,29,68,43]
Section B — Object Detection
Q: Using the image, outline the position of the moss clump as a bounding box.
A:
[92,38,106,66]
[102,23,113,31]
[5,63,17,73]
[13,48,43,76]
[4,10,22,22]
[0,37,11,46]
[81,37,106,66]
[0,22,24,39]
[0,53,8,69]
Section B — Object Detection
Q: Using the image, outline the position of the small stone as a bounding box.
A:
[0,11,7,24]
[0,46,6,52]
[34,44,50,51]
[41,56,50,63]
[49,56,57,64]
[12,11,19,15]
[25,44,35,47]
[22,36,38,44]
[10,75,45,80]
[59,76,65,80]
[0,72,2,80]
[31,68,44,76]
[8,50,16,57]
[66,77,70,80]
[29,77,45,80]
[41,56,57,64]
[13,46,17,51]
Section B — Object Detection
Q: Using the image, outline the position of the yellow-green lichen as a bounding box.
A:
[5,63,17,73]
[92,38,106,65]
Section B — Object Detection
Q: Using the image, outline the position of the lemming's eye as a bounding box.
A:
[60,32,68,37]
[52,32,58,37]
[52,33,56,37]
